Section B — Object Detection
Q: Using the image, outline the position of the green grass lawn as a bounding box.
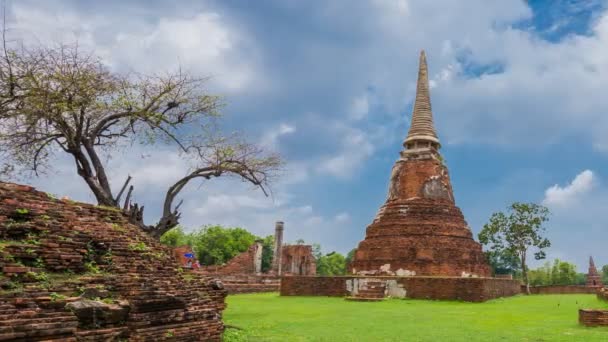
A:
[223,293,608,341]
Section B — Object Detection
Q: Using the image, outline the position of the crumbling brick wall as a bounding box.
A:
[280,276,520,302]
[198,241,262,275]
[525,285,598,295]
[281,245,316,276]
[0,182,227,341]
[579,309,608,327]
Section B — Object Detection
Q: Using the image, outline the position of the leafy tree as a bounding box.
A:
[188,225,257,265]
[575,273,587,285]
[316,252,346,276]
[0,38,281,237]
[526,259,579,286]
[528,262,552,286]
[312,243,322,260]
[484,250,520,276]
[159,226,189,247]
[478,202,551,294]
[260,235,274,273]
[550,259,577,285]
[602,265,608,284]
[344,248,356,273]
[160,225,276,269]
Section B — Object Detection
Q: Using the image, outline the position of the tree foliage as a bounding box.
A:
[316,252,347,276]
[602,265,608,285]
[484,250,521,276]
[344,248,356,273]
[0,37,282,237]
[160,225,274,269]
[478,202,551,293]
[528,259,579,286]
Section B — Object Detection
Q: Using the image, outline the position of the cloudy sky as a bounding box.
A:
[6,0,608,271]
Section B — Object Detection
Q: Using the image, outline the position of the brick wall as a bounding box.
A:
[526,285,598,295]
[598,288,608,302]
[579,309,608,327]
[0,182,227,341]
[216,275,280,294]
[280,276,521,302]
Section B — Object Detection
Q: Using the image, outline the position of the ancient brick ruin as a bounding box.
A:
[350,50,490,278]
[0,182,227,341]
[586,256,603,288]
[184,221,315,293]
[281,276,521,302]
[579,287,608,327]
[280,245,316,276]
[280,51,518,302]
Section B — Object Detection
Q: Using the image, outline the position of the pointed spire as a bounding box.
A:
[404,50,440,148]
[590,256,596,269]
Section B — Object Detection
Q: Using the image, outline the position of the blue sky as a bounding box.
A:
[7,0,608,271]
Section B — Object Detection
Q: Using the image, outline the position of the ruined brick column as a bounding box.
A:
[586,256,603,287]
[350,50,491,277]
[253,240,264,275]
[272,221,284,275]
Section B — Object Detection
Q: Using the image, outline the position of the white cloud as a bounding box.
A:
[9,3,261,93]
[261,123,296,149]
[350,94,370,120]
[334,212,351,223]
[542,170,595,207]
[317,129,374,179]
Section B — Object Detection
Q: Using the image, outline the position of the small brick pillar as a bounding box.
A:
[272,221,284,275]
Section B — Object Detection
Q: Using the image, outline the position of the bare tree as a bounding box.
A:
[0,37,282,237]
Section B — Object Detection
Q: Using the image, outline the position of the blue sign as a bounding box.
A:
[184,253,194,258]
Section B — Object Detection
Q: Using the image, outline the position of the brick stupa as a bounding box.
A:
[586,256,603,287]
[350,51,491,277]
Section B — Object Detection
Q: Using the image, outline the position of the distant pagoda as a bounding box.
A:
[586,256,603,288]
[350,51,491,277]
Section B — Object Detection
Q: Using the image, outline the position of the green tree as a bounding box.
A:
[344,248,357,273]
[478,202,551,294]
[159,226,190,247]
[484,250,520,276]
[528,261,552,286]
[260,235,274,273]
[602,265,608,284]
[189,225,257,265]
[551,259,577,285]
[0,39,282,237]
[575,273,587,285]
[316,252,346,276]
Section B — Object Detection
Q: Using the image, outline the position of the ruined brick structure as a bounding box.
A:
[350,51,491,277]
[586,256,603,288]
[196,240,281,293]
[0,182,226,341]
[174,245,199,269]
[281,245,316,276]
[525,285,597,295]
[198,241,264,275]
[280,276,520,302]
[271,221,284,275]
[579,309,608,327]
[579,287,608,327]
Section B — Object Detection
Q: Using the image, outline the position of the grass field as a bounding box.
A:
[223,293,608,341]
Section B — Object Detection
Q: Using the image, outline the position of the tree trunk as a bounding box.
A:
[521,253,530,295]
